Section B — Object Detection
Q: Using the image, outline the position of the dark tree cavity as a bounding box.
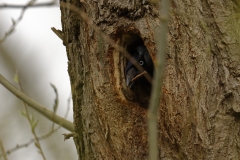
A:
[123,35,154,108]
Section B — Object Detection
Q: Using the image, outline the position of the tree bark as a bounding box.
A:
[60,0,240,159]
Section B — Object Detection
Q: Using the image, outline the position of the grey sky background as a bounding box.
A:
[0,0,77,159]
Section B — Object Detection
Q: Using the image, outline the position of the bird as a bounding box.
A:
[125,44,154,88]
[124,44,154,107]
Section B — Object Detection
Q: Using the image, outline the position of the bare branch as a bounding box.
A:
[0,0,58,43]
[62,132,77,141]
[131,71,147,82]
[15,72,46,160]
[0,126,62,157]
[0,96,71,158]
[0,1,58,9]
[148,0,170,160]
[0,73,74,132]
[0,139,8,160]
[51,27,64,41]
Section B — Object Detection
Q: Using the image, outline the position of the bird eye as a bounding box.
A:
[139,60,144,65]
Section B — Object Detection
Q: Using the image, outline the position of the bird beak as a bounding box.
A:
[126,67,138,88]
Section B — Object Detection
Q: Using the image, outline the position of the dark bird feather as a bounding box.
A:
[124,44,154,107]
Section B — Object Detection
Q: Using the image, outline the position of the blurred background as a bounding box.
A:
[0,0,77,159]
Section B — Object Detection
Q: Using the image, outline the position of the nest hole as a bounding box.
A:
[120,33,153,108]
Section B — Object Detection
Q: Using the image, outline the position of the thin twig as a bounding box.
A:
[0,0,58,9]
[0,127,61,157]
[0,0,33,43]
[0,0,58,43]
[0,73,74,132]
[131,71,147,82]
[0,96,71,158]
[51,27,64,41]
[0,139,8,160]
[50,83,59,130]
[16,73,46,160]
[62,132,76,141]
[148,0,170,160]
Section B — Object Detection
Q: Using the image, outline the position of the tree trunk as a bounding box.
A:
[60,0,240,159]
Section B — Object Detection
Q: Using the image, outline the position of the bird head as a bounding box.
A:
[125,45,154,88]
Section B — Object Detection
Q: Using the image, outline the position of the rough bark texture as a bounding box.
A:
[60,0,240,159]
